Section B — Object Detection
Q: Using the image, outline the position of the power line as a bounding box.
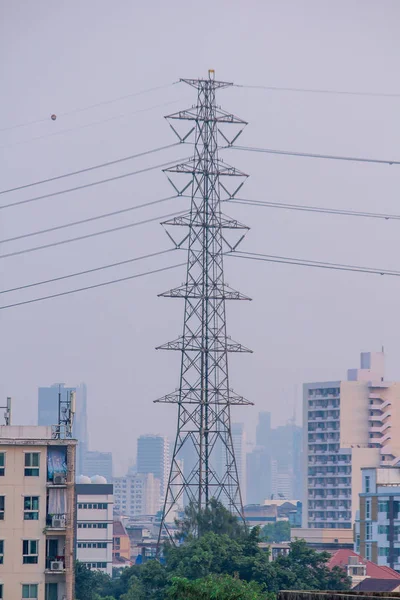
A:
[0,261,185,311]
[0,155,191,210]
[229,198,400,221]
[0,100,181,151]
[0,82,179,133]
[0,248,177,294]
[0,195,178,244]
[234,83,400,99]
[0,209,186,260]
[229,250,400,277]
[0,143,180,195]
[229,145,400,166]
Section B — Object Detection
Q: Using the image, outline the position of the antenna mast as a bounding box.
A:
[155,71,252,544]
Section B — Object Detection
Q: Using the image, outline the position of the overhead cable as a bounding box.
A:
[229,145,400,166]
[0,249,177,295]
[0,155,191,210]
[229,250,400,277]
[0,262,185,311]
[230,198,400,221]
[0,195,178,244]
[234,83,400,99]
[0,82,179,133]
[0,143,181,195]
[0,209,185,260]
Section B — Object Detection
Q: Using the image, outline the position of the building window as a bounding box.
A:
[365,543,371,561]
[77,522,107,529]
[379,501,388,513]
[0,453,4,476]
[0,540,3,564]
[0,584,2,598]
[365,498,371,520]
[78,503,107,510]
[378,525,389,535]
[379,546,389,557]
[365,522,372,541]
[22,584,38,599]
[24,497,39,520]
[0,496,4,520]
[365,476,371,493]
[24,453,40,477]
[23,540,38,564]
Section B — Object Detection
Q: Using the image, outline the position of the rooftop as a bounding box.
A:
[328,550,400,580]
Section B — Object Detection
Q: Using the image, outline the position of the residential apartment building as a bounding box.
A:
[38,383,88,476]
[83,451,113,483]
[355,466,400,570]
[76,480,113,576]
[0,425,76,600]
[113,472,161,518]
[303,351,400,530]
[137,435,169,498]
[113,521,130,561]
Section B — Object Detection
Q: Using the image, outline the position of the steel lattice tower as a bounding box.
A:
[155,72,252,544]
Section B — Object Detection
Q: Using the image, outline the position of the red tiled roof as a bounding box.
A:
[328,549,400,580]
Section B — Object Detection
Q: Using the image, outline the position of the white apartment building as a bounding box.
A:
[75,479,113,576]
[303,351,400,530]
[113,472,161,518]
[0,425,76,600]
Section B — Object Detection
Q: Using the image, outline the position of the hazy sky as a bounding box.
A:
[1,1,400,474]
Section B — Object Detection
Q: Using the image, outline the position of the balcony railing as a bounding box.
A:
[46,514,67,529]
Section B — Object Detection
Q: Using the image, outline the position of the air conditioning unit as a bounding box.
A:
[53,473,66,485]
[52,516,66,528]
[50,560,64,571]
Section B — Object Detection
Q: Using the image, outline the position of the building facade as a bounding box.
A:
[76,482,113,576]
[0,425,76,600]
[303,351,400,530]
[83,451,113,483]
[136,435,169,499]
[38,383,88,476]
[355,466,400,570]
[232,423,247,505]
[113,472,161,518]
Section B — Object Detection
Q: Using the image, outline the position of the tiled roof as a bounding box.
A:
[113,520,128,536]
[328,549,400,580]
[352,578,400,592]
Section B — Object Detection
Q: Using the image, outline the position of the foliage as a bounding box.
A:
[75,561,112,600]
[260,520,291,543]
[166,574,275,600]
[175,498,245,540]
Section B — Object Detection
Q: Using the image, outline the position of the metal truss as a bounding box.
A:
[155,71,252,546]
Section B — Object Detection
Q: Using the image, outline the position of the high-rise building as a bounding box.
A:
[76,480,114,575]
[232,423,247,505]
[256,412,271,447]
[83,451,113,483]
[246,447,273,504]
[303,351,400,530]
[0,423,77,600]
[113,472,161,518]
[136,435,169,498]
[38,383,88,475]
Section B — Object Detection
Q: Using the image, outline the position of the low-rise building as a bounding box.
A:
[76,479,113,576]
[291,527,353,551]
[0,424,76,600]
[327,549,400,588]
[113,521,130,561]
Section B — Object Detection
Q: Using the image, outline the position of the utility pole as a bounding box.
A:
[155,71,252,545]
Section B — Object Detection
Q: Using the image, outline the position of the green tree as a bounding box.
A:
[260,521,291,543]
[166,574,274,600]
[175,498,245,540]
[273,539,350,591]
[75,561,112,600]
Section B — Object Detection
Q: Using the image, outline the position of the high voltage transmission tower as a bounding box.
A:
[155,71,253,544]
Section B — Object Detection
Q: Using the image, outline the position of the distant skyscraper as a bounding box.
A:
[137,435,169,498]
[232,423,247,505]
[83,451,113,483]
[38,382,88,474]
[256,411,271,447]
[246,447,273,504]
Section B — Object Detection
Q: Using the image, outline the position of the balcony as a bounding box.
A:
[45,556,66,574]
[46,514,67,532]
[47,473,67,487]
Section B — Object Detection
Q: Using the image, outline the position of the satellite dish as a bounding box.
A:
[51,114,57,121]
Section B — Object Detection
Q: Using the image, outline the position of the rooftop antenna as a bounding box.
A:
[0,397,12,425]
[55,386,75,439]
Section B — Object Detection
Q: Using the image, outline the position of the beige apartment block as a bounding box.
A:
[303,352,400,531]
[0,425,76,600]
